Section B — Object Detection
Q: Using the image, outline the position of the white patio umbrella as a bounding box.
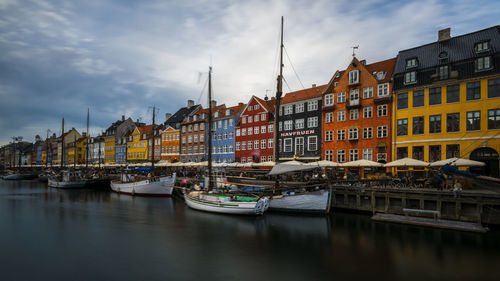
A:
[384,157,429,168]
[430,157,485,167]
[279,160,304,165]
[304,160,340,167]
[226,162,239,167]
[252,161,276,167]
[341,159,384,167]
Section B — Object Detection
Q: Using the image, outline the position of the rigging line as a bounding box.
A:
[196,75,209,106]
[284,45,304,89]
[269,27,282,95]
[282,75,292,92]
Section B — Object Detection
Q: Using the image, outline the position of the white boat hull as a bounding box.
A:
[48,178,87,188]
[110,174,176,196]
[184,191,268,215]
[269,190,331,214]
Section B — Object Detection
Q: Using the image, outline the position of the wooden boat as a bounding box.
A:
[269,189,331,214]
[48,171,87,188]
[110,172,176,196]
[184,191,269,215]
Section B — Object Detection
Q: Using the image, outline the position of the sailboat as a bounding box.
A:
[110,106,176,196]
[266,17,332,214]
[183,66,269,215]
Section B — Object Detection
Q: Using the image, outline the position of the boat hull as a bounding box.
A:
[184,192,268,215]
[269,190,330,214]
[110,175,176,197]
[4,174,37,180]
[48,178,87,188]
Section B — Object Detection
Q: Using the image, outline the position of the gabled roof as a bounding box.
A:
[365,57,397,83]
[323,70,344,94]
[165,104,201,126]
[394,26,500,74]
[214,103,246,119]
[138,125,152,135]
[282,84,327,104]
[182,104,226,124]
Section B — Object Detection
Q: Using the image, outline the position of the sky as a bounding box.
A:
[1,0,499,145]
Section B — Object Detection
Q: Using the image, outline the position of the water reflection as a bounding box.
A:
[1,179,499,281]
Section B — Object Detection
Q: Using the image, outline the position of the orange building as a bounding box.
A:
[161,126,180,162]
[322,57,396,164]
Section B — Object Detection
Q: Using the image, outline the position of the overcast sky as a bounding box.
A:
[1,0,499,145]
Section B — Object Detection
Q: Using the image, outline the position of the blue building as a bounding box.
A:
[211,103,245,163]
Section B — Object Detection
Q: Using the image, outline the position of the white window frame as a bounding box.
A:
[377,105,388,117]
[350,109,358,120]
[324,93,334,106]
[363,87,373,98]
[307,117,318,128]
[348,127,358,140]
[363,107,373,118]
[295,137,304,155]
[349,149,359,161]
[378,83,390,97]
[349,70,359,85]
[284,138,292,152]
[363,127,373,139]
[307,100,318,111]
[325,130,333,141]
[337,92,346,103]
[295,103,304,113]
[325,112,333,123]
[295,119,305,129]
[338,111,346,121]
[307,136,317,151]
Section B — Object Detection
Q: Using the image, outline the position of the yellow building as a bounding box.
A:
[76,137,87,164]
[127,126,150,162]
[161,126,180,162]
[392,27,500,177]
[104,135,115,164]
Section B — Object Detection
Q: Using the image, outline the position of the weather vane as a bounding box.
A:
[352,45,359,57]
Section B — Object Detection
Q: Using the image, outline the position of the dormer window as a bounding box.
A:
[214,112,219,118]
[406,58,418,69]
[404,71,416,85]
[226,109,231,116]
[475,41,490,53]
[438,52,448,64]
[193,115,198,121]
[438,65,449,80]
[348,70,359,85]
[475,56,492,71]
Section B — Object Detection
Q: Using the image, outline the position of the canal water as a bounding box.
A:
[1,180,499,281]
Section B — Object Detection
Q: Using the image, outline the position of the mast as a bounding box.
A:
[73,134,76,169]
[86,108,89,169]
[61,118,65,168]
[151,105,156,169]
[46,129,50,168]
[274,16,284,190]
[207,66,213,190]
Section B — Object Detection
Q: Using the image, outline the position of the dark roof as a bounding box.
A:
[165,104,201,127]
[394,26,500,74]
[282,84,327,104]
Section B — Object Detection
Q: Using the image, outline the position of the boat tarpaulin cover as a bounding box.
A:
[268,164,317,176]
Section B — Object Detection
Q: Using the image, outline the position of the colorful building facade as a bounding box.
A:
[211,103,245,163]
[127,126,150,162]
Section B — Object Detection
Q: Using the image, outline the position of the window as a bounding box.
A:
[378,83,389,97]
[349,149,359,161]
[413,90,424,107]
[467,82,481,100]
[242,128,246,136]
[406,58,417,69]
[446,85,459,103]
[447,113,460,132]
[236,129,240,136]
[242,142,246,150]
[295,103,304,113]
[350,109,358,120]
[324,94,334,106]
[466,111,481,131]
[248,141,252,150]
[200,123,205,130]
[337,92,346,103]
[254,126,259,134]
[475,41,490,52]
[373,106,386,119]
[284,105,293,115]
[397,119,408,136]
[248,157,252,163]
[268,139,273,148]
[377,126,387,138]
[413,116,424,135]
[325,131,333,141]
[254,105,259,110]
[363,107,373,118]
[307,117,318,128]
[404,71,416,84]
[337,150,345,162]
[337,130,346,140]
[278,122,282,132]
[363,127,372,139]
[488,109,500,129]
[229,119,233,126]
[438,52,449,64]
[242,116,246,124]
[363,87,373,98]
[475,57,491,71]
[254,115,259,122]
[248,116,252,123]
[325,112,333,123]
[362,148,372,161]
[247,127,252,135]
[254,140,259,149]
[429,87,441,105]
[236,142,240,151]
[261,139,266,149]
[188,136,192,143]
[308,136,317,151]
[284,120,293,130]
[438,65,449,79]
[268,125,273,132]
[349,70,359,85]
[429,145,441,162]
[325,150,333,161]
[412,146,424,161]
[295,119,304,129]
[193,124,198,131]
[261,113,266,121]
[268,155,272,161]
[377,153,387,162]
[348,127,358,140]
[429,115,441,133]
[488,78,500,98]
[397,147,408,159]
[338,111,346,121]
[261,126,266,134]
[350,89,359,101]
[307,100,318,111]
[241,157,246,163]
[397,93,408,110]
[446,144,460,159]
[284,138,292,152]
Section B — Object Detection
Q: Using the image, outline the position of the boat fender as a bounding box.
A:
[255,200,264,215]
[263,198,270,211]
[131,188,135,196]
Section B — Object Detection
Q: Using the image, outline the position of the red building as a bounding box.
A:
[235,96,276,163]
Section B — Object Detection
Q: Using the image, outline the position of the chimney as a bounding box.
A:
[360,60,366,65]
[187,100,194,108]
[122,115,125,121]
[165,113,172,122]
[238,102,244,106]
[82,132,87,137]
[438,28,451,42]
[211,100,216,108]
[311,84,316,88]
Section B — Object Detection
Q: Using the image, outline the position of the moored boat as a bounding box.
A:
[48,170,87,188]
[184,191,269,215]
[269,189,331,214]
[110,172,176,196]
